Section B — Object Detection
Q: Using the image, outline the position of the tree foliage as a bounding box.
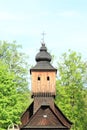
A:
[0,41,29,92]
[55,50,87,130]
[0,41,31,129]
[0,61,18,129]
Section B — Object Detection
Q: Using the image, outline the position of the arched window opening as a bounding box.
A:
[47,76,50,81]
[38,76,40,81]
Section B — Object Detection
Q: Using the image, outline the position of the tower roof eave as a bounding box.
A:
[30,61,57,74]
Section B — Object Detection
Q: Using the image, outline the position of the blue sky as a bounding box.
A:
[0,0,87,65]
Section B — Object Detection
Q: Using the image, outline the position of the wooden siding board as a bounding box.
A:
[31,71,56,94]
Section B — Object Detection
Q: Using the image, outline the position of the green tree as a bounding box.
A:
[55,50,87,130]
[0,41,31,129]
[0,61,19,129]
[0,41,29,93]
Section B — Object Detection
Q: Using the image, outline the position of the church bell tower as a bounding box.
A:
[30,43,57,113]
[20,42,72,130]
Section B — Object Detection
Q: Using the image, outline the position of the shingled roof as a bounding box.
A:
[21,102,72,129]
[30,44,57,73]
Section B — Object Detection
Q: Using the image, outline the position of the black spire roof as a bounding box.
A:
[30,44,57,73]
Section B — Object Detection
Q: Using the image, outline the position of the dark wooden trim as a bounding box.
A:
[31,92,55,98]
[30,69,57,74]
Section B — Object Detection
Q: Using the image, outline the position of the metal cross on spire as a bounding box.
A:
[41,32,46,44]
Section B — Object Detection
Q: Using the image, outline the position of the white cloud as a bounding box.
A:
[58,10,80,17]
[0,11,16,20]
[0,11,31,21]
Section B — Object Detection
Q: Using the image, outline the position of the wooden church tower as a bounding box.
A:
[20,43,72,130]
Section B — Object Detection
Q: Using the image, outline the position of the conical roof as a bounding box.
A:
[30,44,57,73]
